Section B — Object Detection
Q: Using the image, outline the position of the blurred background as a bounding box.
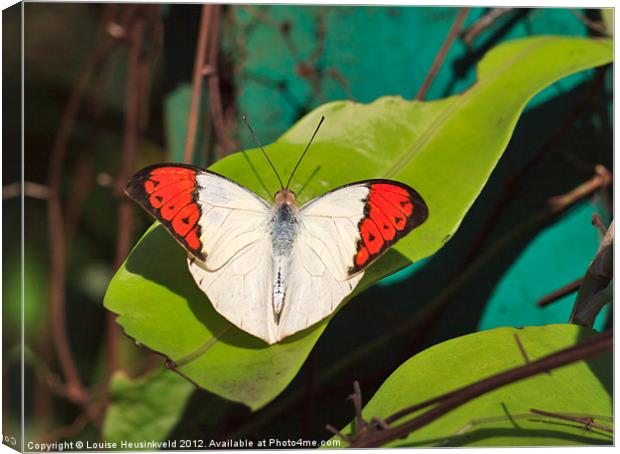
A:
[2,3,612,446]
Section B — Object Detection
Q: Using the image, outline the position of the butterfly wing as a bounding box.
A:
[126,163,279,342]
[298,179,428,276]
[275,180,428,341]
[187,237,277,343]
[125,163,271,266]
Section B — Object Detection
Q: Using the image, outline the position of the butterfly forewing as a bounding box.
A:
[125,164,272,265]
[125,164,207,260]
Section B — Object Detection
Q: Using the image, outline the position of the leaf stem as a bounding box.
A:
[529,408,613,434]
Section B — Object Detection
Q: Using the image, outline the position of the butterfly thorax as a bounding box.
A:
[269,189,299,321]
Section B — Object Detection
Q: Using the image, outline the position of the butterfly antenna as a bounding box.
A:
[241,114,285,189]
[285,115,325,190]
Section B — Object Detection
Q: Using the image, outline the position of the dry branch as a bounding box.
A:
[47,22,115,413]
[205,5,235,157]
[570,220,613,326]
[108,13,148,377]
[338,331,611,447]
[537,278,583,307]
[415,8,469,100]
[184,5,213,163]
[460,8,514,45]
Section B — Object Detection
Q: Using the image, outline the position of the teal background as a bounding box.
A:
[478,202,609,331]
[233,7,590,145]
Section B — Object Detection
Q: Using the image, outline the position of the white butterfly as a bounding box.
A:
[126,122,428,344]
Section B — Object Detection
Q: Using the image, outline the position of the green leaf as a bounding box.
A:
[104,36,612,410]
[336,325,612,447]
[102,367,194,444]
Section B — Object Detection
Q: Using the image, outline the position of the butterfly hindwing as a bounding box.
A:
[188,237,276,342]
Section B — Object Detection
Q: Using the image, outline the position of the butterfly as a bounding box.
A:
[125,118,428,344]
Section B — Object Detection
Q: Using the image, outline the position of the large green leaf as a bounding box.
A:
[334,324,612,447]
[102,367,194,444]
[104,36,612,410]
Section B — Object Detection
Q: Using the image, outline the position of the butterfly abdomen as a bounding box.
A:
[270,202,299,319]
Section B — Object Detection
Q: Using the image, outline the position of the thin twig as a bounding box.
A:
[184,4,213,163]
[47,22,114,409]
[570,9,609,36]
[108,14,147,377]
[205,5,235,157]
[595,166,613,214]
[240,5,280,28]
[327,67,355,100]
[591,213,607,235]
[513,334,530,364]
[537,278,583,307]
[3,181,50,200]
[460,8,514,46]
[547,166,612,212]
[325,424,352,443]
[530,408,613,434]
[415,8,469,100]
[37,413,90,444]
[346,331,612,447]
[351,381,365,435]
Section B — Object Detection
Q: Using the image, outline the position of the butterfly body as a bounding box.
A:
[269,189,299,319]
[126,163,428,344]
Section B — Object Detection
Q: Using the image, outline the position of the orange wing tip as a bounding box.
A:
[125,164,207,261]
[349,181,428,275]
